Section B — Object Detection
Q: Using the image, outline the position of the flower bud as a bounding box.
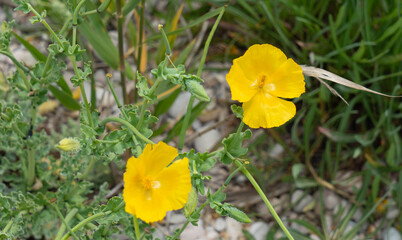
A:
[184,186,198,217]
[185,78,210,102]
[56,138,80,152]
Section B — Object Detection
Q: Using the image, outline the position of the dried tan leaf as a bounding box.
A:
[301,65,402,99]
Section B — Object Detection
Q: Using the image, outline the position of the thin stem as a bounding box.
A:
[133,215,141,240]
[69,56,94,128]
[72,0,87,47]
[158,25,171,56]
[53,204,79,240]
[80,156,96,180]
[233,158,294,240]
[55,208,79,240]
[61,211,111,240]
[106,74,127,119]
[116,0,127,104]
[27,4,64,48]
[133,0,145,102]
[178,6,226,151]
[136,77,163,129]
[26,147,35,187]
[100,117,154,144]
[2,219,13,233]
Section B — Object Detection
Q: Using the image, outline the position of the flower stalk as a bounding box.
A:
[178,6,226,151]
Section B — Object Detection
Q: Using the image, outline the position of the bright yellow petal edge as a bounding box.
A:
[123,142,191,223]
[226,44,305,128]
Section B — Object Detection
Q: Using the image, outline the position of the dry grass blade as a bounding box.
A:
[301,65,402,98]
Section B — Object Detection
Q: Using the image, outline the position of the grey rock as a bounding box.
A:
[194,128,221,152]
[323,190,340,210]
[13,47,36,67]
[345,221,356,234]
[214,217,227,232]
[291,190,314,213]
[169,213,187,224]
[382,227,402,240]
[249,221,269,240]
[206,226,220,240]
[226,217,243,240]
[169,92,198,118]
[181,219,206,240]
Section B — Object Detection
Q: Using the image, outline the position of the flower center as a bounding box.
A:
[257,74,267,88]
[142,176,160,190]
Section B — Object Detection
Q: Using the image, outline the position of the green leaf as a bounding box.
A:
[12,32,46,62]
[48,85,80,110]
[220,130,252,164]
[231,104,243,119]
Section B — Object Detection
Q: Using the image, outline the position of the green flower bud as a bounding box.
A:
[184,187,198,217]
[185,78,210,102]
[56,138,80,152]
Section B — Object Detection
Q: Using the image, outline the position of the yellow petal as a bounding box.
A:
[264,58,305,98]
[226,60,258,102]
[243,91,296,128]
[140,142,178,176]
[235,44,287,82]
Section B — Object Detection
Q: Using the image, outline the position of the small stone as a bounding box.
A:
[323,190,340,210]
[249,221,269,240]
[214,217,227,232]
[194,128,221,152]
[269,143,284,158]
[181,220,206,240]
[169,213,186,224]
[310,234,321,240]
[169,92,197,118]
[226,217,243,240]
[206,226,220,240]
[386,204,400,220]
[13,47,36,67]
[344,221,356,233]
[352,209,363,221]
[291,221,309,235]
[291,190,314,213]
[382,227,402,240]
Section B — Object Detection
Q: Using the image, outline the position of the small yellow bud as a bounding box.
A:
[56,138,80,152]
[158,24,163,30]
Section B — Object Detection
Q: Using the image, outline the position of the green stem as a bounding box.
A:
[178,6,226,151]
[133,215,141,240]
[0,50,37,86]
[133,0,145,102]
[27,4,64,48]
[2,219,13,233]
[26,147,35,187]
[61,211,111,240]
[80,156,96,180]
[72,0,87,47]
[53,205,79,240]
[69,56,94,128]
[116,0,127,104]
[55,208,79,240]
[106,74,128,119]
[41,52,54,78]
[233,159,294,240]
[75,214,97,230]
[136,77,163,129]
[100,117,154,144]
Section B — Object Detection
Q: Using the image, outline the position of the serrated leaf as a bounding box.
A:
[222,203,251,223]
[220,130,252,164]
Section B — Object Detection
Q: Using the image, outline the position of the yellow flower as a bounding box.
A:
[56,138,80,152]
[226,44,305,128]
[123,142,191,223]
